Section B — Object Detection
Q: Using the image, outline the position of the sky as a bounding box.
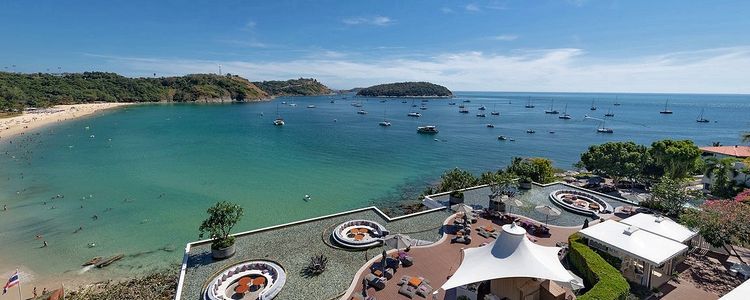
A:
[1,0,749,93]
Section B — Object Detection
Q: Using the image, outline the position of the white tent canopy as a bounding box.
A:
[620,213,697,243]
[720,278,750,300]
[579,220,688,266]
[441,224,576,291]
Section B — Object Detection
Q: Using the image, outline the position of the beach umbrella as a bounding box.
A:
[450,203,473,215]
[535,205,561,226]
[502,197,524,215]
[381,249,387,273]
[382,234,413,251]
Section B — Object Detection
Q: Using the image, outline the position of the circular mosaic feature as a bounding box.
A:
[549,190,613,217]
[204,260,286,300]
[331,220,389,249]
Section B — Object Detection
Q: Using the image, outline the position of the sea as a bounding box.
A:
[0,91,748,283]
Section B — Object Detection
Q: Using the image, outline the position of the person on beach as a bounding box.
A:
[33,287,37,297]
[42,287,47,294]
[42,240,48,247]
[2,204,6,211]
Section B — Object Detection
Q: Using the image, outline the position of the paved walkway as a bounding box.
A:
[343,214,578,299]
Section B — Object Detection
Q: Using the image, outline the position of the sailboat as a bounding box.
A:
[590,99,597,111]
[545,99,559,114]
[696,108,709,123]
[273,104,285,126]
[660,100,673,114]
[379,105,391,126]
[491,104,500,115]
[604,108,614,117]
[558,104,572,119]
[525,97,535,108]
[613,96,621,106]
[597,121,613,133]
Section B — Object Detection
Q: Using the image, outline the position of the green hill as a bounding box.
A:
[252,78,332,96]
[0,72,269,111]
[356,82,452,97]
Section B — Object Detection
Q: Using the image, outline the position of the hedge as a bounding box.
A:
[568,233,630,300]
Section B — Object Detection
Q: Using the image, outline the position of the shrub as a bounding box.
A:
[568,233,629,300]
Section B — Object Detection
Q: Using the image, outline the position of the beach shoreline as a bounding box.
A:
[0,103,133,140]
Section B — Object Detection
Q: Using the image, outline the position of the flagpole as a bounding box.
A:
[16,268,21,300]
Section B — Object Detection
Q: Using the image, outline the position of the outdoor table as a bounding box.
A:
[408,277,423,287]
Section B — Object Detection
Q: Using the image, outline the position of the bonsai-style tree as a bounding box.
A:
[199,201,244,249]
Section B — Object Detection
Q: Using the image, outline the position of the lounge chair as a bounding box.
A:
[384,267,395,280]
[397,275,410,286]
[477,229,491,238]
[400,256,414,267]
[416,284,433,298]
[365,274,386,290]
[398,284,417,298]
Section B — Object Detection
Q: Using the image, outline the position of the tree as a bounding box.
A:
[742,132,750,143]
[579,142,648,186]
[506,157,556,184]
[681,200,750,264]
[649,139,702,179]
[650,176,691,216]
[480,170,518,197]
[436,168,479,193]
[705,157,741,198]
[199,201,244,249]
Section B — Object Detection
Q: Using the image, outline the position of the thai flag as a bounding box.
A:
[2,271,19,294]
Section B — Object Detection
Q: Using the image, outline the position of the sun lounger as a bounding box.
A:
[399,284,417,298]
[365,274,386,290]
[397,275,410,286]
[416,283,433,298]
[477,229,491,238]
[400,256,414,267]
[384,267,395,280]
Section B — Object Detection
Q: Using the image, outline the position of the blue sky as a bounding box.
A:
[1,0,749,93]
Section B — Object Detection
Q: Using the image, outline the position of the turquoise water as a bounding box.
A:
[0,92,748,282]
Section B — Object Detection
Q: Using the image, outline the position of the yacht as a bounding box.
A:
[696,108,709,123]
[357,109,368,115]
[590,99,597,111]
[463,99,471,103]
[288,103,297,107]
[525,97,535,108]
[420,105,428,110]
[545,99,559,114]
[330,100,335,103]
[407,112,422,117]
[596,120,613,133]
[273,104,284,126]
[558,104,572,119]
[448,102,456,105]
[459,108,469,114]
[307,104,316,108]
[604,109,614,117]
[401,100,408,103]
[526,129,536,134]
[478,105,486,111]
[660,100,673,114]
[490,104,500,115]
[486,124,495,128]
[476,113,486,117]
[614,96,621,106]
[498,135,508,140]
[458,104,466,108]
[417,125,439,134]
[379,121,391,126]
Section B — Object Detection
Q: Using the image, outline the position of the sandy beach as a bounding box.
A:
[0,103,133,140]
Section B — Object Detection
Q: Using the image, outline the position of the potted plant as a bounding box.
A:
[199,201,244,259]
[519,176,533,190]
[449,190,465,205]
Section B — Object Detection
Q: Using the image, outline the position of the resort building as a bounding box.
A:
[700,145,750,190]
[440,223,578,300]
[578,219,689,289]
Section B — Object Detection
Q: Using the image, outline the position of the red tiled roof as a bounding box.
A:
[700,146,750,158]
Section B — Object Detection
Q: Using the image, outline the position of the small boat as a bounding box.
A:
[407,112,422,117]
[401,100,408,103]
[696,108,709,123]
[417,126,439,134]
[288,103,297,107]
[273,104,284,126]
[486,124,495,128]
[307,105,316,108]
[545,99,559,114]
[412,104,418,107]
[458,104,466,108]
[357,110,368,115]
[604,109,614,117]
[476,113,486,117]
[420,105,428,110]
[498,135,508,140]
[353,103,363,107]
[525,97,535,108]
[463,100,471,103]
[614,96,621,106]
[330,100,335,103]
[478,105,486,111]
[597,121,613,133]
[380,99,387,103]
[549,131,555,134]
[509,138,516,141]
[421,99,429,103]
[490,104,500,115]
[526,129,536,134]
[448,102,456,105]
[660,100,673,114]
[379,121,391,126]
[558,104,572,119]
[281,101,287,104]
[96,254,124,268]
[82,256,103,266]
[459,108,469,114]
[590,99,597,111]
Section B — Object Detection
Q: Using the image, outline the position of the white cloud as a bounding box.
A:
[490,34,518,41]
[441,7,453,14]
[88,46,750,93]
[342,16,393,26]
[243,21,256,30]
[465,4,481,11]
